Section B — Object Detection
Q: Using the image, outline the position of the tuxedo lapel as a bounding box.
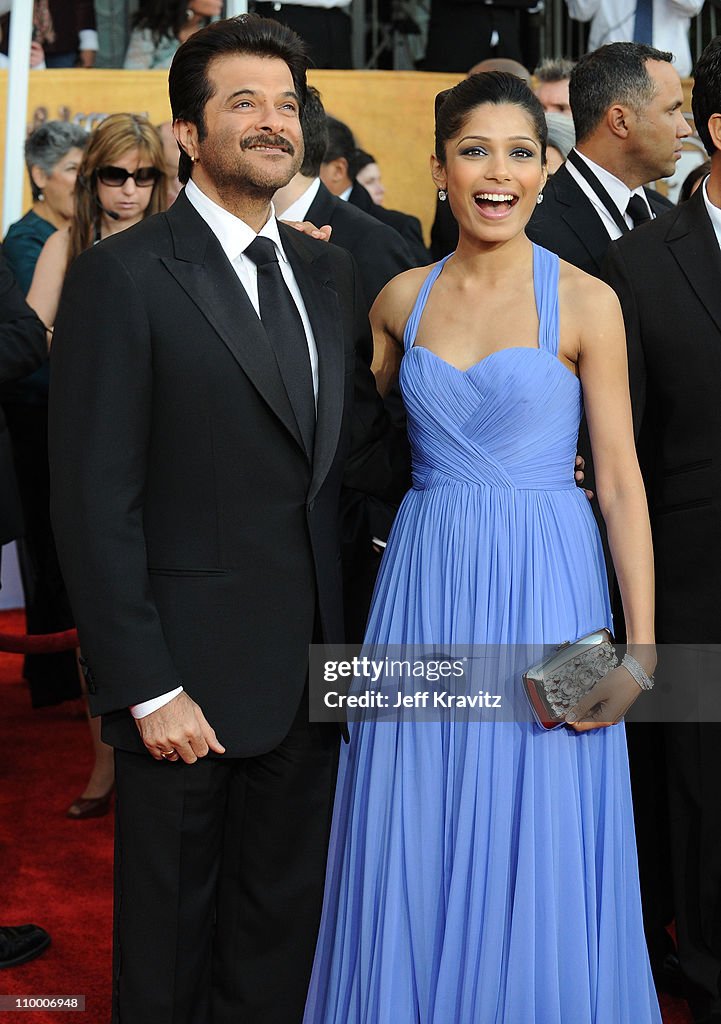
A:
[280,225,344,500]
[550,166,612,273]
[305,182,335,227]
[162,192,305,453]
[665,190,721,338]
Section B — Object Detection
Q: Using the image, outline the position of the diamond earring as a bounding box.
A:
[438,189,447,201]
[536,193,544,205]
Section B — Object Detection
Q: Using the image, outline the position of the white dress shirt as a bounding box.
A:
[280,177,322,224]
[702,176,721,249]
[565,149,654,241]
[565,0,703,78]
[131,178,319,720]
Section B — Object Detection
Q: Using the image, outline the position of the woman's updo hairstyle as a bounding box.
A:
[435,71,547,165]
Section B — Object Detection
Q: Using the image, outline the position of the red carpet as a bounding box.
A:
[0,612,112,1024]
[0,610,694,1024]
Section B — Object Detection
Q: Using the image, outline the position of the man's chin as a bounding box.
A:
[249,168,300,193]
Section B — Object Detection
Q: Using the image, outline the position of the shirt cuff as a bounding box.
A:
[78,29,99,51]
[130,685,183,719]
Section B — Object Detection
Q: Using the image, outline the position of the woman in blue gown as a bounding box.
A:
[304,73,660,1024]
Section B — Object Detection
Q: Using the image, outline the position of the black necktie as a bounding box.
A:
[626,194,652,228]
[244,236,315,456]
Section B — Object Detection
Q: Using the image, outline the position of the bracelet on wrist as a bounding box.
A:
[621,652,654,691]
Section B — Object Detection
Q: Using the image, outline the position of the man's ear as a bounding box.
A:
[430,153,447,193]
[707,113,721,154]
[335,157,351,187]
[607,103,632,140]
[173,119,199,163]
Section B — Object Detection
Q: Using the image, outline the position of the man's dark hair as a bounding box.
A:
[434,71,547,164]
[323,116,356,164]
[692,36,721,156]
[348,148,376,180]
[300,86,329,176]
[169,14,308,184]
[569,42,673,144]
[534,57,575,83]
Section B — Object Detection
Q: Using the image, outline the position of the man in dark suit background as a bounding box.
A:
[275,85,413,639]
[320,115,429,266]
[527,42,685,276]
[603,38,721,1022]
[0,248,47,561]
[49,16,392,1024]
[528,40,689,994]
[274,86,416,309]
[0,247,50,970]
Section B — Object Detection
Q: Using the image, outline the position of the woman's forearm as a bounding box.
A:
[597,474,655,655]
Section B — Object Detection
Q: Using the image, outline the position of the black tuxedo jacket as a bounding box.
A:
[49,191,392,755]
[0,247,47,547]
[527,163,674,278]
[348,182,429,267]
[603,189,721,642]
[306,181,415,309]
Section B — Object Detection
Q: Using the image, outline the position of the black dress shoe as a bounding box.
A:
[0,925,51,968]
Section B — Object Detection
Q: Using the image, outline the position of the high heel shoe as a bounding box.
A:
[66,785,114,820]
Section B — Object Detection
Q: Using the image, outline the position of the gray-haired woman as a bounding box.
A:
[4,121,88,290]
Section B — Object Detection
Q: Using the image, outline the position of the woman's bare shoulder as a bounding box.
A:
[372,263,439,334]
[557,257,621,320]
[39,226,70,262]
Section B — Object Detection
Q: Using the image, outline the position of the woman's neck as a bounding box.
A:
[451,229,534,284]
[100,213,143,239]
[32,201,67,231]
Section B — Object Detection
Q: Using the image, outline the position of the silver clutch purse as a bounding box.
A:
[522,629,618,729]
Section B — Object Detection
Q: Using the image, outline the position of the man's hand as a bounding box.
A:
[135,691,225,764]
[575,455,594,500]
[282,220,332,242]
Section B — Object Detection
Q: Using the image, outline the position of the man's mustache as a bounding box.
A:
[241,134,295,155]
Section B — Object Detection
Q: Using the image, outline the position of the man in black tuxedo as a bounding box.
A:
[0,248,47,557]
[603,39,721,1023]
[528,40,689,993]
[49,16,392,1024]
[527,42,685,276]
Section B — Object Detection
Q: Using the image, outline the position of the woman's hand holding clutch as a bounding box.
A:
[565,650,655,731]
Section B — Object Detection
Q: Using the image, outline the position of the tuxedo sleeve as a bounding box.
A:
[49,245,181,716]
[353,222,415,310]
[0,246,47,383]
[602,241,646,436]
[344,256,409,506]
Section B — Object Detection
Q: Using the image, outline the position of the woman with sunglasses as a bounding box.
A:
[28,113,166,331]
[26,112,166,820]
